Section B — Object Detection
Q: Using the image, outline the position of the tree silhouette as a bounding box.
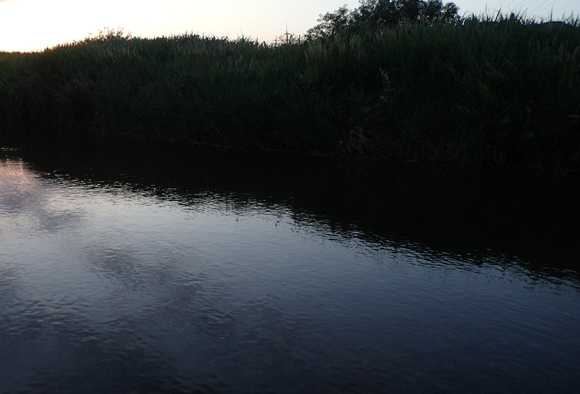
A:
[307,0,459,38]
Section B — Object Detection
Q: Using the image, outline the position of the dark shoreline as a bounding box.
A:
[1,16,580,177]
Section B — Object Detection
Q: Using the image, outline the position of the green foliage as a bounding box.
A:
[1,12,580,176]
[307,0,459,38]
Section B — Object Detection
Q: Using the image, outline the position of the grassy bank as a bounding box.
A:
[1,15,580,175]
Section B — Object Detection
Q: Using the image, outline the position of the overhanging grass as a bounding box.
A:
[1,15,579,175]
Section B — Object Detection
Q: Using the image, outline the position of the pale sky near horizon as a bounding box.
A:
[0,0,576,52]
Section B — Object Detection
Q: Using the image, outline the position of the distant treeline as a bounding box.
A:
[0,3,579,175]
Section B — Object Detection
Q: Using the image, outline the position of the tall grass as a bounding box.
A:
[1,15,579,175]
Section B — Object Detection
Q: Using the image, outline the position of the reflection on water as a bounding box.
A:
[1,144,579,394]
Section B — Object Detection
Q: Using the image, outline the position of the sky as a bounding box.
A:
[0,0,577,52]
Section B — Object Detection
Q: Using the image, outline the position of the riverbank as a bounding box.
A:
[1,15,579,175]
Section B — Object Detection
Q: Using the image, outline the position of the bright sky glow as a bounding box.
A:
[0,0,576,52]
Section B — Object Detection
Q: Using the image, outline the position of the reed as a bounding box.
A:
[1,14,579,175]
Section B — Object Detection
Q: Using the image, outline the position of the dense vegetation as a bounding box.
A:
[307,0,459,38]
[1,1,579,175]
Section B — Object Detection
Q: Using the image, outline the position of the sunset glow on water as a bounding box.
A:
[1,146,579,393]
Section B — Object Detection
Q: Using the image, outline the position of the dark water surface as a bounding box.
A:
[1,142,579,394]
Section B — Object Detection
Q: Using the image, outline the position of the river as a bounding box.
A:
[1,141,579,393]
